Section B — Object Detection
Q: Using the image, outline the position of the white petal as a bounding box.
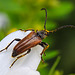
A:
[0,30,43,75]
[6,67,40,75]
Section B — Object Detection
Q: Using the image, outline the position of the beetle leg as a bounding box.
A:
[0,38,21,52]
[19,29,34,32]
[39,42,48,55]
[40,42,49,55]
[10,49,31,68]
[39,42,49,63]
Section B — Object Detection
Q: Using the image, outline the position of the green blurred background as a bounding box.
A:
[0,0,75,75]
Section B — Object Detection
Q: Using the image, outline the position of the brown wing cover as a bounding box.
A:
[13,31,42,56]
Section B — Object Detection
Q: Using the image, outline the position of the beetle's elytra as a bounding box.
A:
[0,8,75,68]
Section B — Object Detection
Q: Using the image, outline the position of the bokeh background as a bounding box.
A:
[0,0,75,75]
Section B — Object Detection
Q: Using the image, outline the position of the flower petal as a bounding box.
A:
[0,30,43,75]
[6,67,40,75]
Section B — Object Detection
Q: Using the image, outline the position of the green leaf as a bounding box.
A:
[54,70,63,75]
[44,50,59,60]
[38,63,48,70]
[48,56,61,75]
[38,67,49,75]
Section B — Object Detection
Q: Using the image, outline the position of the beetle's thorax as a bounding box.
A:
[36,30,49,39]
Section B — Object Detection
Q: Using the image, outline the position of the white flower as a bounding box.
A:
[0,30,43,75]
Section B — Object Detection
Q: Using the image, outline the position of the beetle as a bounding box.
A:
[0,8,75,68]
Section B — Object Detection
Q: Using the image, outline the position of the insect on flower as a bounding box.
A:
[0,8,75,68]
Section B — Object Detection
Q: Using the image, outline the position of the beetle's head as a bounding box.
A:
[37,30,50,39]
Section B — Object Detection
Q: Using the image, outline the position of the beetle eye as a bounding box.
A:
[37,32,39,36]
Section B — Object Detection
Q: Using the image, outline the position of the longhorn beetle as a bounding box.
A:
[0,8,75,68]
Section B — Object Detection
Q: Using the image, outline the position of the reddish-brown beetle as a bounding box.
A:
[0,8,75,68]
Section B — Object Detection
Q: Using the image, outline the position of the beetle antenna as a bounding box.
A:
[49,25,75,33]
[41,8,47,30]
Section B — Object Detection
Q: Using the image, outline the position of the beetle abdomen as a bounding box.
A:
[12,31,42,57]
